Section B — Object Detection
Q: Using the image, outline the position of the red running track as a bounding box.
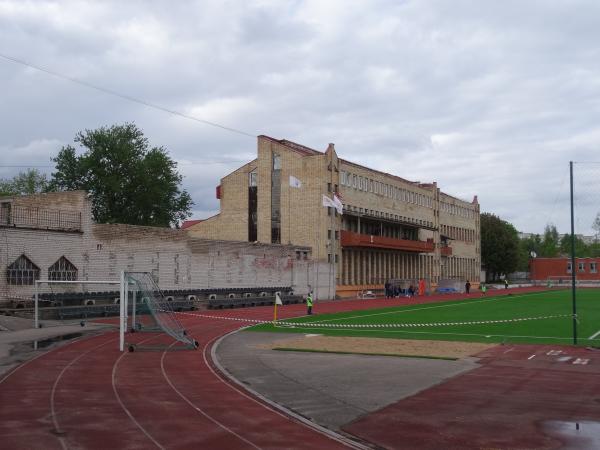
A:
[0,288,550,449]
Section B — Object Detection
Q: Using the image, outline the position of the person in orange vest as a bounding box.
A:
[418,279,426,296]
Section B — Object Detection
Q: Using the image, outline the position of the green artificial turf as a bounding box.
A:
[249,289,600,345]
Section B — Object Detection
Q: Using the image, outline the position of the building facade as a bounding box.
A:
[0,191,314,307]
[187,136,481,298]
[530,257,600,281]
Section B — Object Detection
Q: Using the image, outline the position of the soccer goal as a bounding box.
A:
[34,278,121,329]
[119,271,198,352]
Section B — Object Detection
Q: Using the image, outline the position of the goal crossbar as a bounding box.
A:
[34,279,121,329]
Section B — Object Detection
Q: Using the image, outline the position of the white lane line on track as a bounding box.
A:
[311,292,550,323]
[588,329,600,340]
[112,335,165,450]
[160,335,262,450]
[50,337,115,450]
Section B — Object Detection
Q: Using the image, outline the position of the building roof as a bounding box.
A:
[259,135,477,206]
[181,219,204,229]
[259,135,323,156]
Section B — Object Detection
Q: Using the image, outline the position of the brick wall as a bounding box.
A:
[530,257,600,281]
[0,191,319,306]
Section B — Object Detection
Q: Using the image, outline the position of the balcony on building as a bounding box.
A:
[440,234,452,256]
[342,205,436,231]
[340,205,435,252]
[0,203,82,232]
[440,244,452,256]
[340,230,435,253]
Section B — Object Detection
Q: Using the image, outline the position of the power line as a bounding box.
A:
[0,160,249,169]
[0,52,257,139]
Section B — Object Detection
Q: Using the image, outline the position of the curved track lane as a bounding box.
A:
[0,289,544,449]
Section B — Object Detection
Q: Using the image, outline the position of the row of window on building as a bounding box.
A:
[340,171,433,208]
[5,254,78,285]
[343,204,434,228]
[567,261,598,274]
[440,201,475,219]
[440,224,476,243]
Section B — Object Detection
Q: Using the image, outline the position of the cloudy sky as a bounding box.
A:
[1,0,599,235]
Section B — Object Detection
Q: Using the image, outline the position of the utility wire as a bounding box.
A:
[0,52,257,138]
[0,160,249,168]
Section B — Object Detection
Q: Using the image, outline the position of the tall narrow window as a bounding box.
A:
[0,202,11,225]
[7,255,40,285]
[248,169,258,241]
[271,154,281,243]
[48,256,78,281]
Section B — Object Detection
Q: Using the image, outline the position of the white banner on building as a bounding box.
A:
[322,194,335,209]
[322,194,343,215]
[289,175,302,188]
[332,194,343,215]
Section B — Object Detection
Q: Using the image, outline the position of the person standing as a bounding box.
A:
[306,291,313,315]
[481,283,487,295]
[465,280,471,294]
[504,279,509,289]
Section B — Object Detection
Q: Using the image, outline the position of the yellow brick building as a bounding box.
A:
[187,136,480,298]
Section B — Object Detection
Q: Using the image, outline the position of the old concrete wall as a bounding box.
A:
[0,191,328,306]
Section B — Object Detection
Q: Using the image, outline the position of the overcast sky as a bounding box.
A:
[1,0,599,235]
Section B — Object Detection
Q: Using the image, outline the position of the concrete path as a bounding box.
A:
[215,331,479,430]
[0,315,112,376]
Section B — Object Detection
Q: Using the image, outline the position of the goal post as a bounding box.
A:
[34,278,121,329]
[120,271,198,352]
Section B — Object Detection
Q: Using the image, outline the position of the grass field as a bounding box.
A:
[250,289,600,345]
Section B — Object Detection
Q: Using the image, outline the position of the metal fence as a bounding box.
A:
[0,204,81,231]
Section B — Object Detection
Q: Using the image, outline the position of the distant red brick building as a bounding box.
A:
[530,257,600,281]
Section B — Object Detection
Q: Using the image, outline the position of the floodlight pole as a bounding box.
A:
[569,161,577,345]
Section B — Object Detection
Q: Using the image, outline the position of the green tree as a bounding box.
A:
[49,123,193,227]
[0,169,49,196]
[517,234,541,271]
[593,212,600,243]
[539,224,560,257]
[480,213,520,281]
[559,234,589,257]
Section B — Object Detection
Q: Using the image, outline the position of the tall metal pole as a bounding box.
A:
[569,161,577,345]
[34,281,39,329]
[119,271,125,352]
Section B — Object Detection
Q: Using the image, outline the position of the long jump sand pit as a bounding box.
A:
[264,335,495,359]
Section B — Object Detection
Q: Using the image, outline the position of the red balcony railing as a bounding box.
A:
[440,245,452,256]
[340,230,435,253]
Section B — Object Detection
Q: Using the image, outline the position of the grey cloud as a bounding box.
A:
[1,0,600,234]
